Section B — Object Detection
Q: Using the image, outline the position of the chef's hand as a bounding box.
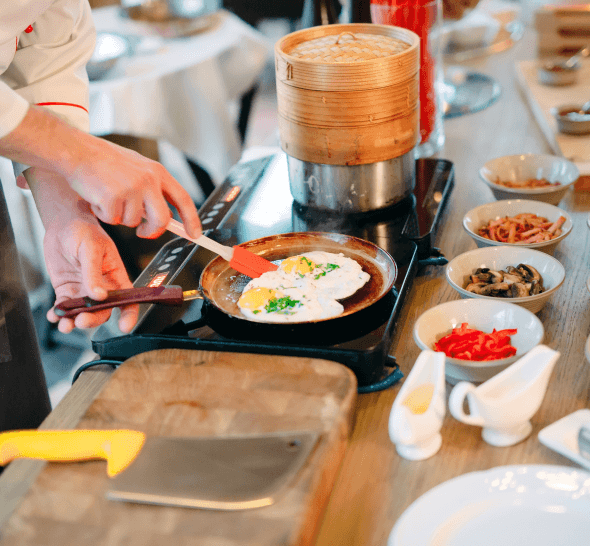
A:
[44,215,139,334]
[66,137,202,240]
[24,166,139,333]
[0,106,202,240]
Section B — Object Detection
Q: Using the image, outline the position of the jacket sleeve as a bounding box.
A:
[1,0,96,177]
[0,80,30,139]
[3,0,96,134]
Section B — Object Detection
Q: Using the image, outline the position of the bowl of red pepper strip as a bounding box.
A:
[413,299,544,385]
[463,199,573,255]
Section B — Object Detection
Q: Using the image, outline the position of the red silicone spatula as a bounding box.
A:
[166,218,278,278]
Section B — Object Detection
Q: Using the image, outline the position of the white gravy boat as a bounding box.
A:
[389,350,446,460]
[449,345,560,446]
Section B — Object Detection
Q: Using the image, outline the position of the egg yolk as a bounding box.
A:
[281,256,316,276]
[238,287,276,310]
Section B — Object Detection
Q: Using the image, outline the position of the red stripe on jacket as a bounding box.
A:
[35,102,89,114]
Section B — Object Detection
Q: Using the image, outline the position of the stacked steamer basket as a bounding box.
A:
[275,23,420,213]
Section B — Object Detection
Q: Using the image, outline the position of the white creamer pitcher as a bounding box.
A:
[449,344,560,446]
[389,350,446,460]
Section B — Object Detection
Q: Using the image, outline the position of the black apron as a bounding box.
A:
[0,179,51,434]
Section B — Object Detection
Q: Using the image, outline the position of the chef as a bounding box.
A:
[0,1,202,433]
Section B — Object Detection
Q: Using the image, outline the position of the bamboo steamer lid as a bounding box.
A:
[275,23,420,166]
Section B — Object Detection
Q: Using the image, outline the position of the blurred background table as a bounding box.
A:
[89,5,271,192]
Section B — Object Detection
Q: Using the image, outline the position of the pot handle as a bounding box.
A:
[54,286,187,318]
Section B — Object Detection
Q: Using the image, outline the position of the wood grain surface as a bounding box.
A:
[0,350,357,545]
[314,29,590,546]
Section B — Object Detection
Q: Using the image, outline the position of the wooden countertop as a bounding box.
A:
[2,27,590,546]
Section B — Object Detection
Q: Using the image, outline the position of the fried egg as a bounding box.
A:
[238,286,343,323]
[237,251,370,323]
[278,251,370,300]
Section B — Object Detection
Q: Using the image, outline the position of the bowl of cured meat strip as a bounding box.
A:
[478,154,579,205]
[463,199,573,255]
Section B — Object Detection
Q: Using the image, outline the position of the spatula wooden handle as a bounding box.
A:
[0,430,145,477]
[166,218,233,261]
[54,286,185,318]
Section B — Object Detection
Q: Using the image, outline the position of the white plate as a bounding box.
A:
[539,410,590,470]
[388,465,590,546]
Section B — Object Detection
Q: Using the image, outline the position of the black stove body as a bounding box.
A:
[92,153,454,389]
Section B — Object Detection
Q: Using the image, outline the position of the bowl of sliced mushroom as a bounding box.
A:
[445,246,565,314]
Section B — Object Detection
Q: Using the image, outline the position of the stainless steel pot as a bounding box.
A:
[287,150,416,214]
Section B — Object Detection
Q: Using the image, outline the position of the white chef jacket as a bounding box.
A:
[0,0,96,175]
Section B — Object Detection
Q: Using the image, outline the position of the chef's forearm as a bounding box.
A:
[24,166,95,232]
[0,105,91,179]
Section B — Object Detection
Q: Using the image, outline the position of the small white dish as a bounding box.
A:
[463,199,573,255]
[479,154,579,205]
[445,245,565,314]
[389,350,446,460]
[449,345,559,446]
[538,409,590,470]
[388,465,590,546]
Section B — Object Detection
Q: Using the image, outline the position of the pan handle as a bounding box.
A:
[54,286,185,318]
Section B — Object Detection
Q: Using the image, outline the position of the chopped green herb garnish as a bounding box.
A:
[314,263,340,280]
[253,310,260,314]
[265,296,301,314]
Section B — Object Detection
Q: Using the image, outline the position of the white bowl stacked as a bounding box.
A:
[445,246,565,314]
[463,199,573,255]
[413,299,544,385]
[478,154,579,205]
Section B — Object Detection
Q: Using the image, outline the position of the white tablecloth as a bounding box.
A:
[89,7,271,185]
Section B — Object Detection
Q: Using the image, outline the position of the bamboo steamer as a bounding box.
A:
[275,23,420,166]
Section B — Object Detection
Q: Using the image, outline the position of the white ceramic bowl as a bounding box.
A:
[413,299,544,385]
[445,246,565,314]
[551,105,590,136]
[479,154,579,205]
[463,199,573,255]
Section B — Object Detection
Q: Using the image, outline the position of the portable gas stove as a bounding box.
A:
[92,153,454,390]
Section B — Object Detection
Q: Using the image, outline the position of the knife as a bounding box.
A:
[0,429,320,510]
[53,286,202,318]
[0,429,145,477]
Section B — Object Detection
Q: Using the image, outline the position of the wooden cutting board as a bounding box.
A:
[0,349,357,546]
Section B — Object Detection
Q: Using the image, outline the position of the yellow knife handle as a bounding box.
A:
[0,430,146,477]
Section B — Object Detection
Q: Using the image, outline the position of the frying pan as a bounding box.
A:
[57,232,398,343]
[201,232,397,323]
